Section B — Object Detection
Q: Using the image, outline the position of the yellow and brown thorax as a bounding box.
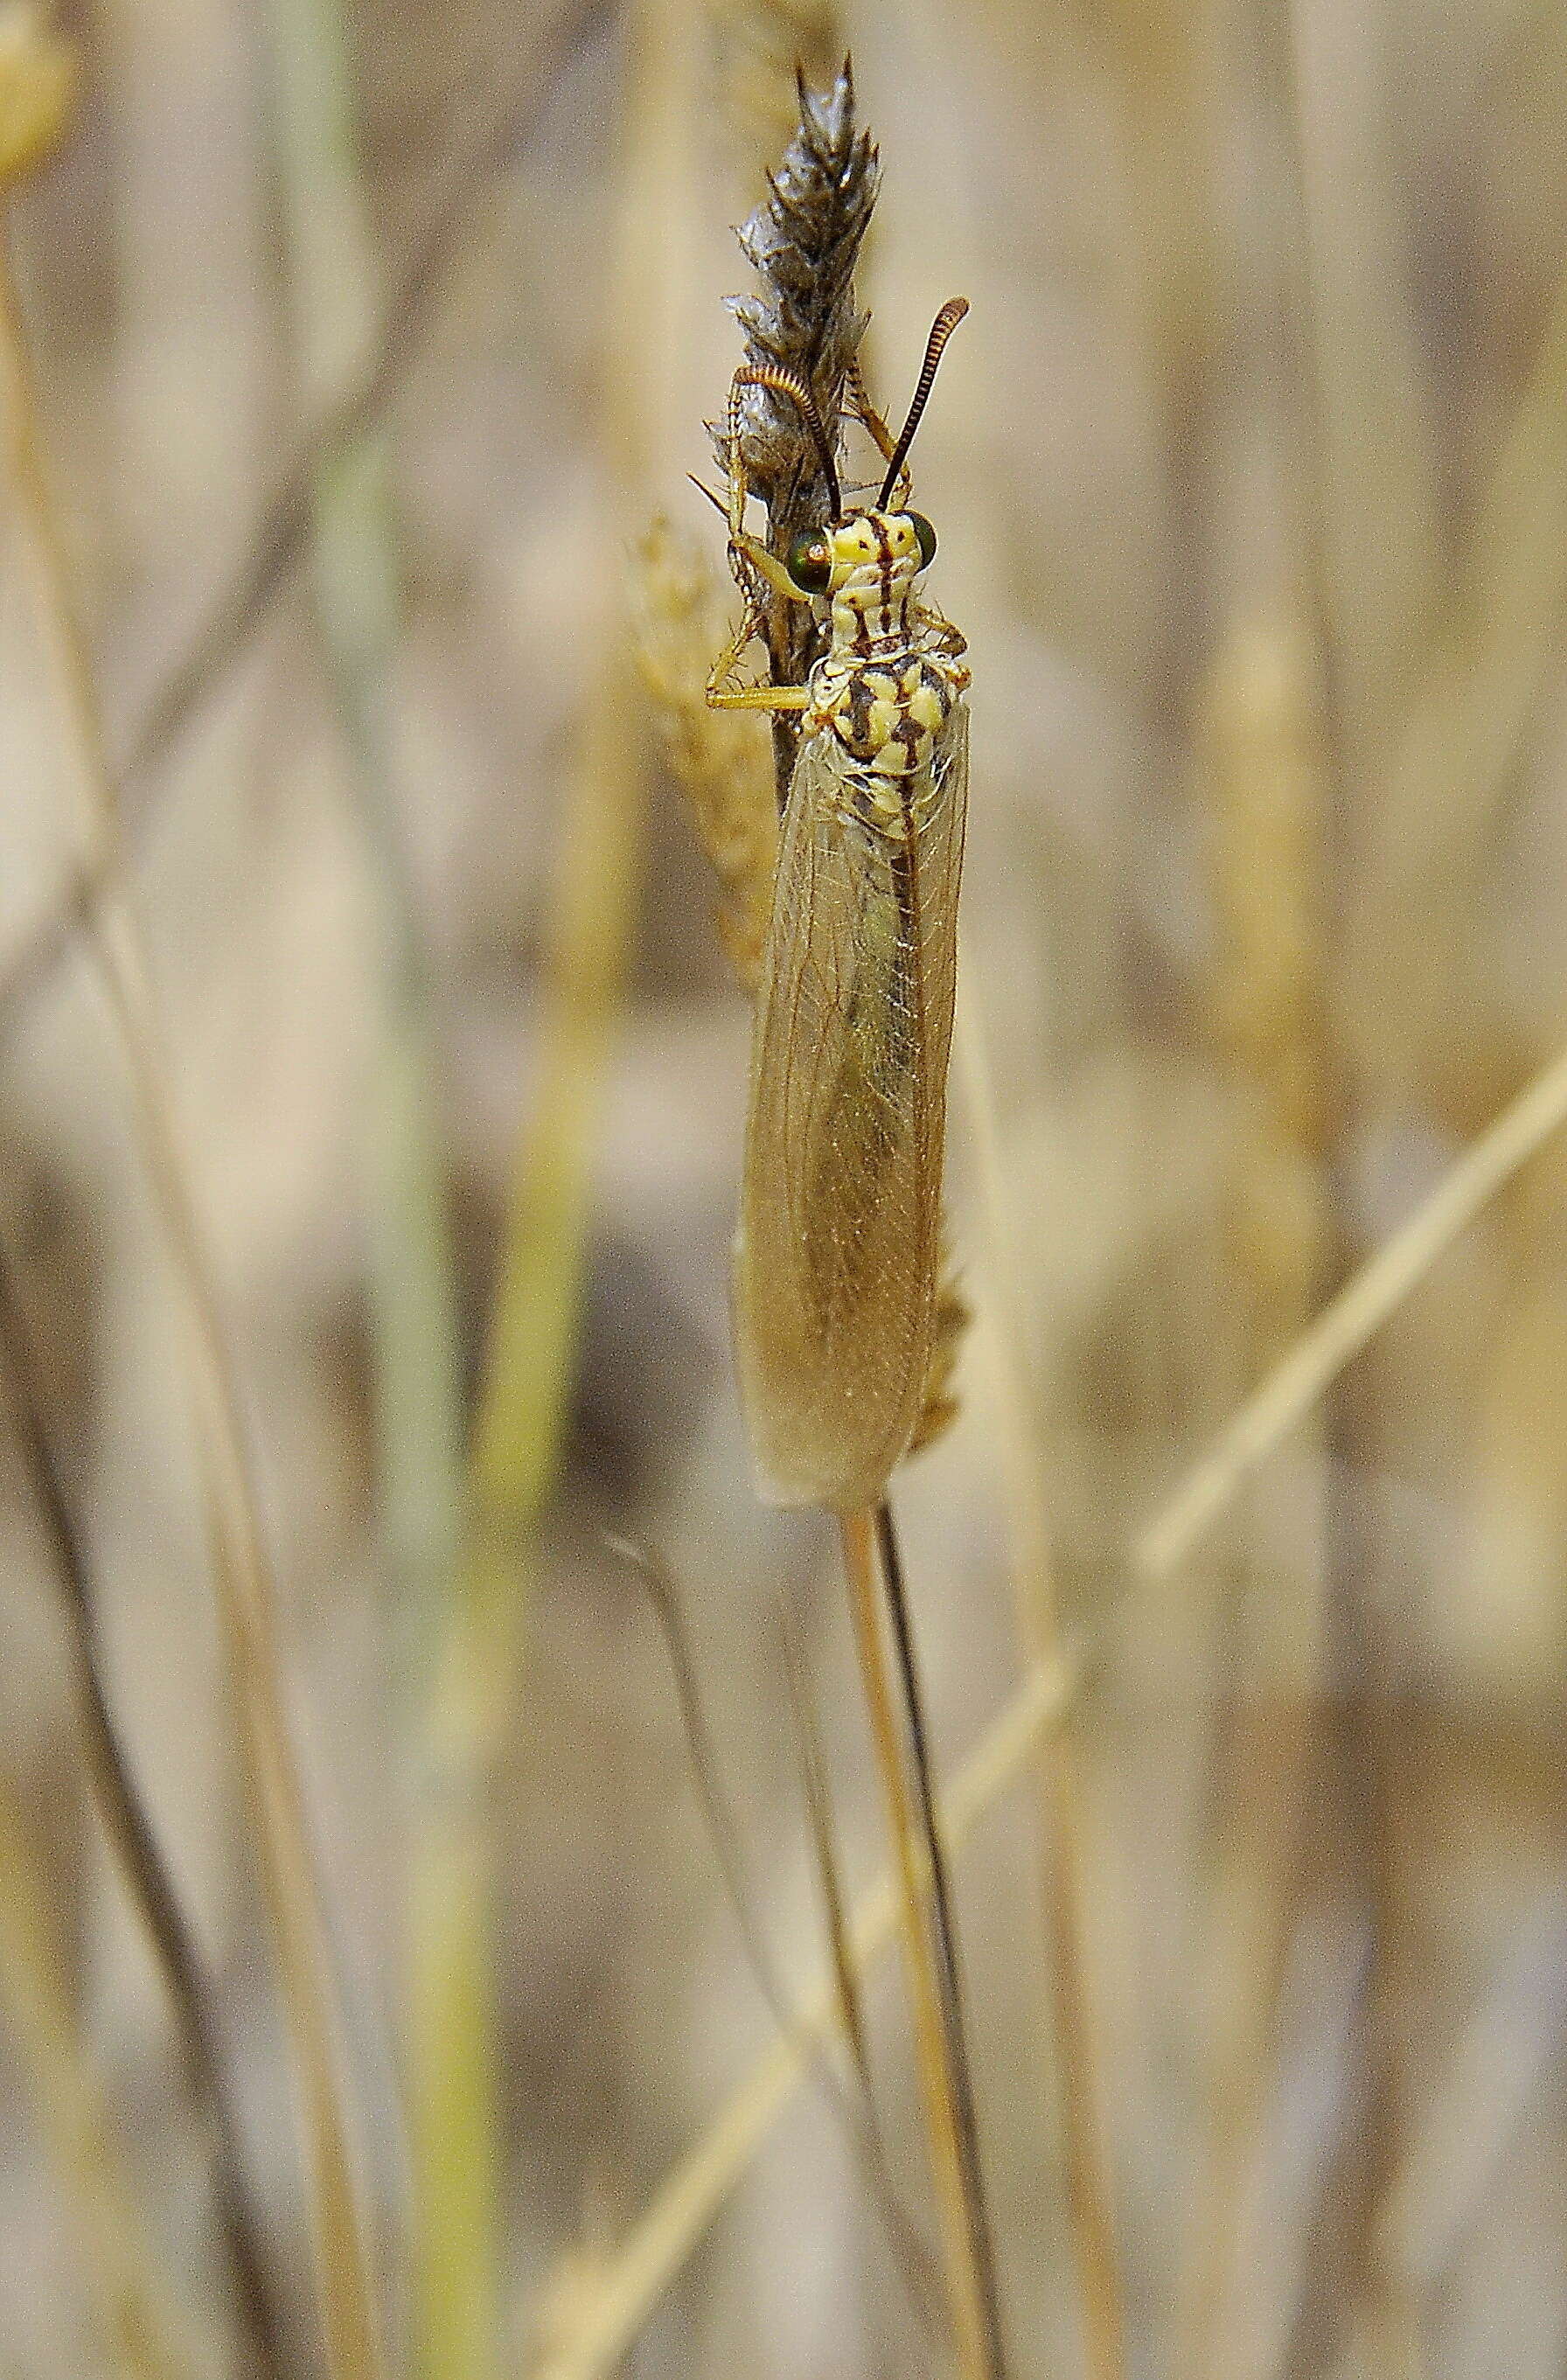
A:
[801,511,971,779]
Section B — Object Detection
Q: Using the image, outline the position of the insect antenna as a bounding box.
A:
[878,296,970,508]
[730,361,842,521]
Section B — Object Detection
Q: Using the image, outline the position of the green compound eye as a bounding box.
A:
[786,530,833,594]
[908,511,937,568]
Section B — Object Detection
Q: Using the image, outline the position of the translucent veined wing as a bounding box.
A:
[734,701,969,1509]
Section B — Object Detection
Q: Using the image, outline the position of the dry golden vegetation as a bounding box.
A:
[1,3,1566,2378]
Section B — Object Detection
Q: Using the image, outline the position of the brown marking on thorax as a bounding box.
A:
[802,511,969,787]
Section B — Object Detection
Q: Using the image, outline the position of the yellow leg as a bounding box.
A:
[705,604,811,712]
[846,358,898,463]
[708,395,818,713]
[846,359,910,507]
[707,679,811,714]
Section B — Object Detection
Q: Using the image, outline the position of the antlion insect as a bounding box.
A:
[707,296,972,1512]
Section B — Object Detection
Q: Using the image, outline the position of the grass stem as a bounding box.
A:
[874,1503,1010,2380]
[839,1504,1000,2380]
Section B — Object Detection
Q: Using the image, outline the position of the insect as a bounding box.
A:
[708,298,972,1512]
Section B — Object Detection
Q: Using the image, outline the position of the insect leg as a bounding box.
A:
[845,357,904,479]
[916,607,971,663]
[707,673,812,715]
[706,597,813,710]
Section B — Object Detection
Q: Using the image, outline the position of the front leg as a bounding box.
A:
[706,610,813,713]
[707,565,818,712]
[707,677,813,716]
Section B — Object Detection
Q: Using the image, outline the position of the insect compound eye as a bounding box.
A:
[908,511,938,568]
[786,530,833,595]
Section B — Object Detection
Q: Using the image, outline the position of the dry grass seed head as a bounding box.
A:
[0,3,74,184]
[634,516,778,991]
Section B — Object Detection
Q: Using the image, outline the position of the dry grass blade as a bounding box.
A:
[1380,1896,1567,2289]
[1348,205,1567,1098]
[528,1651,1076,2380]
[122,0,615,804]
[1286,0,1440,770]
[1136,1037,1567,1580]
[416,0,693,2356]
[0,1228,284,2380]
[0,218,385,2380]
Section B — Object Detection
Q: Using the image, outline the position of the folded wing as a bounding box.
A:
[735,703,969,1508]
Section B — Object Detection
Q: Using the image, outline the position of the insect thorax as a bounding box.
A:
[811,649,966,787]
[803,513,969,783]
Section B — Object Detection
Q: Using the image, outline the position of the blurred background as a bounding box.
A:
[1,2,1565,2377]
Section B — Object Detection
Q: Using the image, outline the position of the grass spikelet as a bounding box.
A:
[0,3,75,186]
[714,55,877,781]
[719,56,876,537]
[634,515,777,989]
[1174,610,1334,2380]
[1201,612,1332,1319]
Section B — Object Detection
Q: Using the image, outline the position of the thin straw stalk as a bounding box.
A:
[619,1538,943,2332]
[407,648,644,2380]
[266,0,465,1701]
[780,1599,878,2108]
[840,1507,999,2380]
[1137,1054,1567,1586]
